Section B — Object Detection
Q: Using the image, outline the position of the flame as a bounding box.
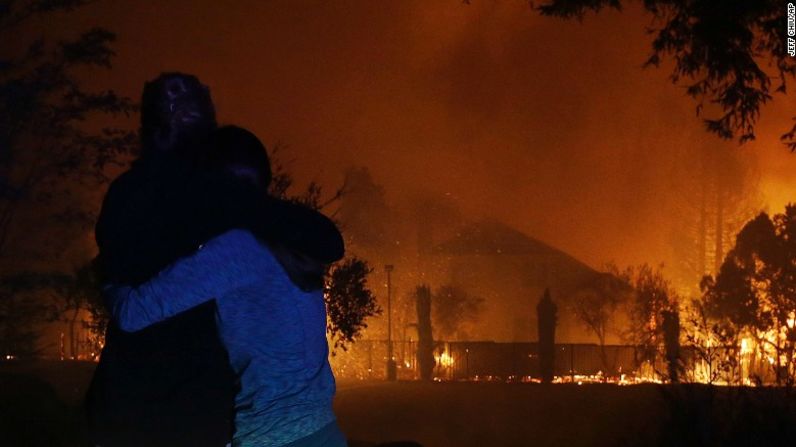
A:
[740,337,754,355]
[435,351,454,368]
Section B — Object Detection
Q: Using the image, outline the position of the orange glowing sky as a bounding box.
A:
[35,0,796,272]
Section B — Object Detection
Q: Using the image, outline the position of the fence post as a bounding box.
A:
[368,340,373,380]
[511,343,517,379]
[416,285,435,381]
[571,344,575,383]
[466,348,470,380]
[537,289,557,383]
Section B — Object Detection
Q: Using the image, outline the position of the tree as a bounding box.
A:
[1,1,136,261]
[669,143,760,294]
[0,262,106,359]
[266,144,344,212]
[52,262,104,359]
[571,269,629,373]
[704,207,796,384]
[431,284,484,340]
[324,257,382,352]
[0,1,135,358]
[535,0,796,149]
[682,295,741,385]
[621,263,679,377]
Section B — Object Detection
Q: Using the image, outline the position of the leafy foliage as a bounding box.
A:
[0,1,136,258]
[0,0,134,355]
[324,257,382,352]
[572,270,629,345]
[571,269,630,371]
[536,0,796,149]
[703,205,796,384]
[53,262,106,357]
[618,263,678,373]
[682,296,741,384]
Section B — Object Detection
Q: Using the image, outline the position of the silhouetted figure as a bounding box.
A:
[537,288,557,384]
[103,126,348,446]
[85,73,234,447]
[85,74,343,447]
[662,309,681,383]
[415,285,434,381]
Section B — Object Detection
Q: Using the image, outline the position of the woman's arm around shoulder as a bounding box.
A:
[105,229,269,332]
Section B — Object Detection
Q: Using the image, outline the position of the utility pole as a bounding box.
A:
[385,264,397,381]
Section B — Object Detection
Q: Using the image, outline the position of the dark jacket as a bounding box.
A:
[85,152,343,447]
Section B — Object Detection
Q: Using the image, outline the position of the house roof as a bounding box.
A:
[432,220,595,273]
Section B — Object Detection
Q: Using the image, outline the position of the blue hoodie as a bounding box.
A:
[105,229,346,447]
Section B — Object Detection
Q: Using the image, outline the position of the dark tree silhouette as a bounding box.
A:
[52,262,104,359]
[0,263,105,359]
[621,264,678,377]
[536,288,557,384]
[702,214,771,330]
[571,269,629,373]
[703,206,796,384]
[535,0,796,149]
[415,285,435,381]
[0,1,134,356]
[432,284,484,340]
[0,1,136,259]
[266,144,344,212]
[682,295,741,384]
[325,257,382,352]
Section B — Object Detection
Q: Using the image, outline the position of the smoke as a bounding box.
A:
[61,0,796,277]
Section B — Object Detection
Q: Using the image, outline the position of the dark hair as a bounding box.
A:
[140,72,217,157]
[207,126,272,191]
[207,126,325,291]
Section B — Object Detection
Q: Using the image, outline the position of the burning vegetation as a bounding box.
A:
[328,204,796,387]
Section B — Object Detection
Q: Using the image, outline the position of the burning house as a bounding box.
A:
[424,220,609,343]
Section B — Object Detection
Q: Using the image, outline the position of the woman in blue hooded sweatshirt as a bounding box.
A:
[103,127,347,447]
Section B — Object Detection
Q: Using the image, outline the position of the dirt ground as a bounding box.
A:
[2,360,795,447]
[336,380,665,447]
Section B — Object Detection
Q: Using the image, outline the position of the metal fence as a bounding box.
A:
[330,340,644,381]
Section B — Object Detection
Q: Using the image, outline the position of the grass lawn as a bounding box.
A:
[2,361,796,446]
